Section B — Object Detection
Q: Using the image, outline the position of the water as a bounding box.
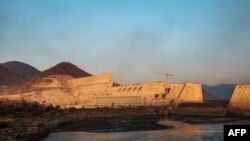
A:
[40,119,237,141]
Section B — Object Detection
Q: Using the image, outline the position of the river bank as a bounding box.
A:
[0,100,165,141]
[1,100,247,141]
[54,115,171,133]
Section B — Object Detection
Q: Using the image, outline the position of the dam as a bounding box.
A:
[228,85,250,117]
[0,73,203,108]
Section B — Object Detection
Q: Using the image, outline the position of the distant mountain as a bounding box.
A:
[31,62,92,79]
[0,66,22,85]
[202,89,221,102]
[2,61,40,78]
[202,84,236,100]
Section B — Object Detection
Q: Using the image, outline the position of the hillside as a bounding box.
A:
[2,61,40,78]
[28,62,92,84]
[202,84,236,101]
[202,89,221,102]
[0,66,22,85]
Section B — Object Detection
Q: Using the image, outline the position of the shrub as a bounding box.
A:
[0,99,61,117]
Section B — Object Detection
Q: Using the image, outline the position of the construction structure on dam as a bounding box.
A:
[0,73,203,109]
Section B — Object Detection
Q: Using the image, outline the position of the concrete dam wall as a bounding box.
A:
[228,85,250,117]
[152,83,203,106]
[0,73,203,108]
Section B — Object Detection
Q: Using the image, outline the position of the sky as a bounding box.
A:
[0,0,250,85]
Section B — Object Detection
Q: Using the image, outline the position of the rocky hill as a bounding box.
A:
[1,61,40,78]
[36,62,91,78]
[27,62,92,84]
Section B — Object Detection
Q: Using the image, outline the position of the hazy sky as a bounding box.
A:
[0,0,250,85]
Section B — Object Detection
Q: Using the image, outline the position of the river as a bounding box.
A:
[40,118,250,141]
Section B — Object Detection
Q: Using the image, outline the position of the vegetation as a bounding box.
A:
[0,99,61,117]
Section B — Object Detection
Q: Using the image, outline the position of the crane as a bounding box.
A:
[152,71,173,84]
